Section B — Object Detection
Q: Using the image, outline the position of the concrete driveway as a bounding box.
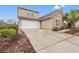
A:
[23,29,79,53]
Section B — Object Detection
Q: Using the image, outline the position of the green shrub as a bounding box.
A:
[0,24,6,29]
[73,27,79,30]
[0,24,18,33]
[70,26,75,29]
[64,26,69,29]
[53,27,59,31]
[0,29,16,37]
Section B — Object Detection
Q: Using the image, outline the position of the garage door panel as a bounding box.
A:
[20,19,40,29]
[41,19,51,30]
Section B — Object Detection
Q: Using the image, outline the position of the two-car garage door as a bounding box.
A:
[19,19,40,29]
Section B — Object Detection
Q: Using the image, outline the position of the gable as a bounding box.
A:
[57,10,63,17]
[52,9,64,18]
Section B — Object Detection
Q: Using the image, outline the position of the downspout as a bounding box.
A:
[50,16,53,30]
[40,20,41,29]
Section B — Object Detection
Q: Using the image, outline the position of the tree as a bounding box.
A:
[63,9,79,28]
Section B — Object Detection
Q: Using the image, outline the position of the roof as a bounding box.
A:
[39,9,64,20]
[18,7,39,13]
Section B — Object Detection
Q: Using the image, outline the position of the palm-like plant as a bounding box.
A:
[64,9,79,28]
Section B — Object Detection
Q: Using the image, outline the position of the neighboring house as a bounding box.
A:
[63,20,68,26]
[18,7,63,30]
[75,20,79,27]
[63,20,79,28]
[0,20,6,24]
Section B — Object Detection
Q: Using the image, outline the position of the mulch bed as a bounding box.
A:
[0,30,36,53]
[64,29,79,36]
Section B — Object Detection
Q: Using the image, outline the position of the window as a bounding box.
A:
[56,19,57,26]
[56,19,60,26]
[58,20,60,25]
[27,11,33,16]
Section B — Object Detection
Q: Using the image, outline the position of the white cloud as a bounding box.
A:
[53,5,65,10]
[61,5,65,7]
[53,5,61,10]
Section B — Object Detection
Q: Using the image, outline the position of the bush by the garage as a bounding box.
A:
[52,27,59,31]
[0,29,16,37]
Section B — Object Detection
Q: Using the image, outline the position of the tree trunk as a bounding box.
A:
[68,21,75,29]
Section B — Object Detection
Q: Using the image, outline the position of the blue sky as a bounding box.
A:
[0,5,79,21]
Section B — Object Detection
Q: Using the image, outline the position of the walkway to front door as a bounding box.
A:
[23,29,79,53]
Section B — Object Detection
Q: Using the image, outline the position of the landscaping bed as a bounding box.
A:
[0,30,36,53]
[64,29,79,36]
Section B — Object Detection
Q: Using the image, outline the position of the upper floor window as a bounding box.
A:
[27,11,33,16]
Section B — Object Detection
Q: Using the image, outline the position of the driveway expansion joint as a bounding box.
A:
[66,40,79,47]
[37,35,74,52]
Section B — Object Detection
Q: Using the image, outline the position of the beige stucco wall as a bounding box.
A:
[51,18,63,29]
[18,8,26,17]
[52,11,63,29]
[18,8,39,19]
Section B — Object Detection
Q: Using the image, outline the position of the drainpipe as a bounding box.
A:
[50,16,53,30]
[40,20,41,29]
